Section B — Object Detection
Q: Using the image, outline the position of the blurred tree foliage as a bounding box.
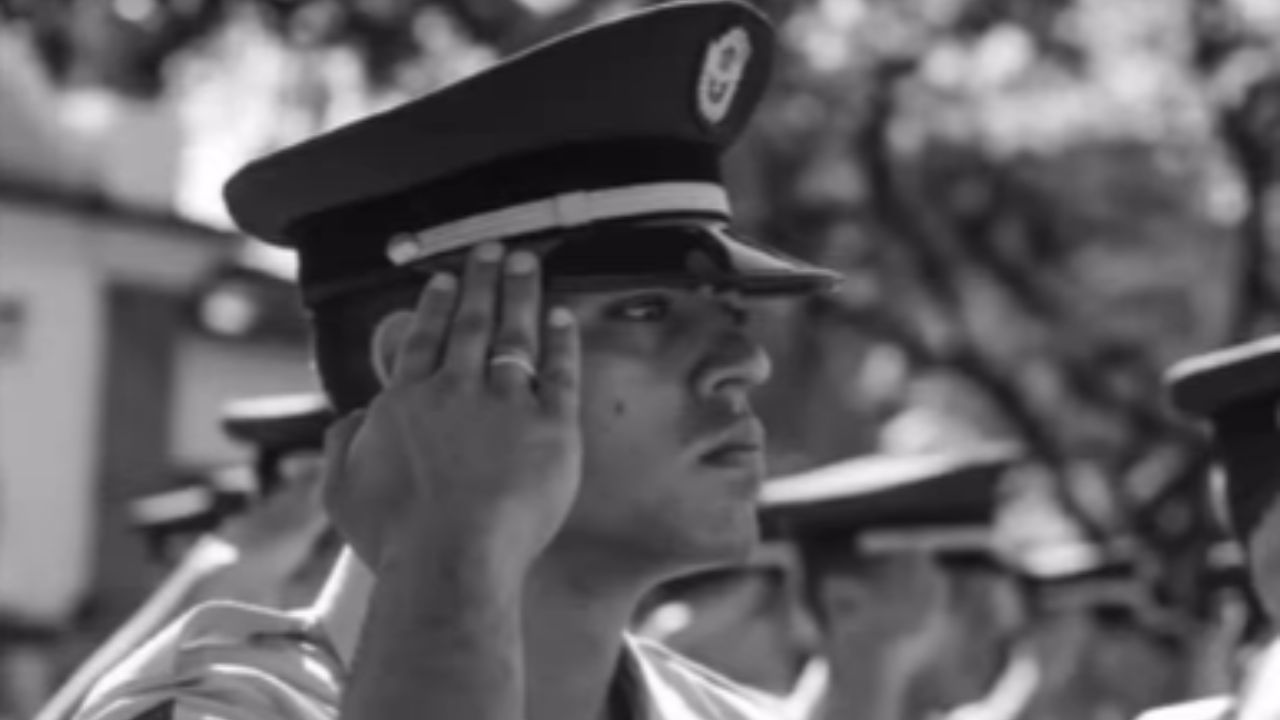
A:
[5,0,1280,614]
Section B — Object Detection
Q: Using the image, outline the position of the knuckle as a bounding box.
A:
[493,328,533,351]
[421,304,453,326]
[425,278,456,296]
[466,261,501,283]
[547,326,576,348]
[432,367,466,391]
[460,273,496,297]
[540,367,576,391]
[451,312,490,337]
[402,327,442,351]
[502,274,537,297]
[492,378,526,400]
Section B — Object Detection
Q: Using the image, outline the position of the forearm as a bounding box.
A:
[340,526,525,720]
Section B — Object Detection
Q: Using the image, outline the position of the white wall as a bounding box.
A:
[0,197,271,622]
[0,203,103,624]
[0,192,318,623]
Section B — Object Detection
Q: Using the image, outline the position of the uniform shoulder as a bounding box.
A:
[627,635,785,720]
[78,601,338,720]
[168,598,313,644]
[86,600,298,693]
[1134,696,1234,720]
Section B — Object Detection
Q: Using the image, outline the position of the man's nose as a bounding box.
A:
[697,330,773,404]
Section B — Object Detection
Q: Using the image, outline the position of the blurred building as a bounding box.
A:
[0,29,314,638]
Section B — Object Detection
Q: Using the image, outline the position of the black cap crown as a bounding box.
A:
[223,1,839,306]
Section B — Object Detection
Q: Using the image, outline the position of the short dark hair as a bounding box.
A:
[310,275,424,414]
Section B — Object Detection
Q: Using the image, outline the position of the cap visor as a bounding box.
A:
[221,393,333,448]
[709,226,843,296]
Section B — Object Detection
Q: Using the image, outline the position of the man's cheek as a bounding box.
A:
[1250,523,1280,607]
[577,321,656,360]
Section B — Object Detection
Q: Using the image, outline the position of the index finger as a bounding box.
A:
[390,271,459,387]
[538,306,581,418]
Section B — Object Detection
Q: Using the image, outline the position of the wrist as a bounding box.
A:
[379,516,529,597]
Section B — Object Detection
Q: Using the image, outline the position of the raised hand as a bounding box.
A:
[322,241,583,580]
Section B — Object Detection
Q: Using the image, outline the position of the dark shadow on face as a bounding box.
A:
[547,286,773,578]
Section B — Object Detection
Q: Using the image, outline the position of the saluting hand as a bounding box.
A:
[322,241,583,581]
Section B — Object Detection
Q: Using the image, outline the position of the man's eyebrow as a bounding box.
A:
[703,290,750,324]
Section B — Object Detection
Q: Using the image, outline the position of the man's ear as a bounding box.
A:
[368,310,416,387]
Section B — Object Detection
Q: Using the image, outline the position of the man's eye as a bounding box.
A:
[612,296,673,322]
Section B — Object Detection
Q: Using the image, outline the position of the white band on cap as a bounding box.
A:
[385,181,731,265]
[857,526,993,555]
[133,488,215,520]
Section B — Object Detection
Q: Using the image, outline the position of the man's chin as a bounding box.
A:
[558,502,759,575]
[692,460,765,501]
[683,510,761,570]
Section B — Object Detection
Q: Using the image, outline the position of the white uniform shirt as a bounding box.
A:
[75,599,785,720]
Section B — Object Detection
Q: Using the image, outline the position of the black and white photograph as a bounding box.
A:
[2,1,1280,720]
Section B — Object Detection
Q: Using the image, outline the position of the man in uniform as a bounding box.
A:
[40,393,332,720]
[1136,334,1280,720]
[214,392,337,608]
[1017,547,1186,720]
[72,3,842,720]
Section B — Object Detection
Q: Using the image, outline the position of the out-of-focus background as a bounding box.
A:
[1,0,1279,718]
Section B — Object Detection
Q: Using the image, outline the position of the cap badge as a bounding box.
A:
[697,26,751,126]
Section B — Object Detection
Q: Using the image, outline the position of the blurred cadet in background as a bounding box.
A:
[1139,335,1280,720]
[130,470,251,567]
[212,392,337,608]
[760,444,1028,720]
[0,612,59,720]
[1013,543,1182,720]
[35,393,333,720]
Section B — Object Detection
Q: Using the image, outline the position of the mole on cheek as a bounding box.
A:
[612,400,628,417]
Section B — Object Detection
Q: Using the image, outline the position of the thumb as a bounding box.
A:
[320,409,368,498]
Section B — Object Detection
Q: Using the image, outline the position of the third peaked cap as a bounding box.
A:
[1166,334,1280,418]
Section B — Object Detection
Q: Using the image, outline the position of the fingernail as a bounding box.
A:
[428,272,456,291]
[549,307,574,327]
[507,252,537,274]
[476,242,503,262]
[387,233,421,265]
